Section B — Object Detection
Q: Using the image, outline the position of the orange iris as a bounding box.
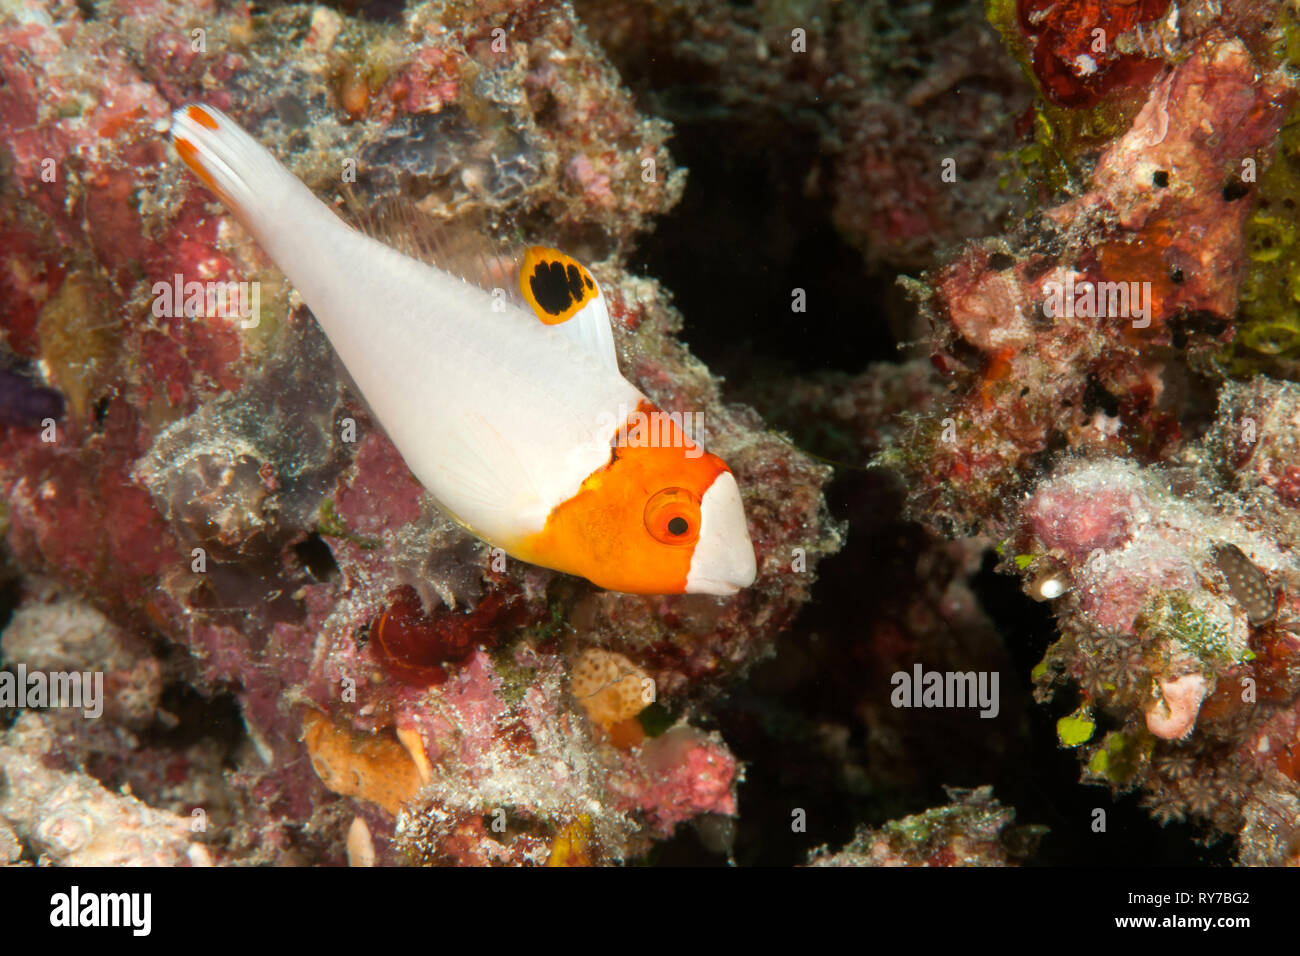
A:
[644,488,700,546]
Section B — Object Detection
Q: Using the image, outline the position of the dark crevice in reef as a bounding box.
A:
[294,532,340,583]
[623,81,1032,863]
[140,682,247,764]
[0,577,23,732]
[0,575,21,641]
[633,114,899,378]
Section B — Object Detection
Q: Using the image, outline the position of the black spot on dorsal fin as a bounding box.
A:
[530,259,589,316]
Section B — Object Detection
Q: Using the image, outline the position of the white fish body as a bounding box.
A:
[170,104,756,595]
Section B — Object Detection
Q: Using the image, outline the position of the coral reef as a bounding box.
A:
[3,0,1299,870]
[808,785,1044,866]
[709,0,1300,866]
[891,27,1295,532]
[0,711,211,866]
[866,2,1300,864]
[579,0,1033,277]
[0,0,839,866]
[1011,384,1300,860]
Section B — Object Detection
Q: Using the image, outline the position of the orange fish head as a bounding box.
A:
[520,430,757,596]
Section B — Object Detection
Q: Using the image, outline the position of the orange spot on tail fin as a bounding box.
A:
[185,105,220,130]
[174,137,224,201]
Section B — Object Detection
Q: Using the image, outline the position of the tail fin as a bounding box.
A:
[170,104,298,232]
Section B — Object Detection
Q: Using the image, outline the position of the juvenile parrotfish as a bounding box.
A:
[169,104,756,595]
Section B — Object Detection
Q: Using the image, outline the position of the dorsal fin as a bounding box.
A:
[344,196,619,372]
[344,196,528,307]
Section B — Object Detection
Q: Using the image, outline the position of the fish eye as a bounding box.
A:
[645,488,700,546]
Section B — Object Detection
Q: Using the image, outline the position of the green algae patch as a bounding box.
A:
[1086,731,1148,786]
[1057,707,1096,748]
[1223,5,1300,379]
[637,702,674,738]
[317,499,382,550]
[1141,593,1242,665]
[492,652,538,708]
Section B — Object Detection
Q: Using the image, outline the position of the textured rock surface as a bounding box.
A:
[0,711,210,866]
[808,786,1044,867]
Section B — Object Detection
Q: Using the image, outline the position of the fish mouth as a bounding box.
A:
[685,471,757,595]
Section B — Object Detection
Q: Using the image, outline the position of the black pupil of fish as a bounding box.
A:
[530,260,589,315]
[668,516,689,536]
